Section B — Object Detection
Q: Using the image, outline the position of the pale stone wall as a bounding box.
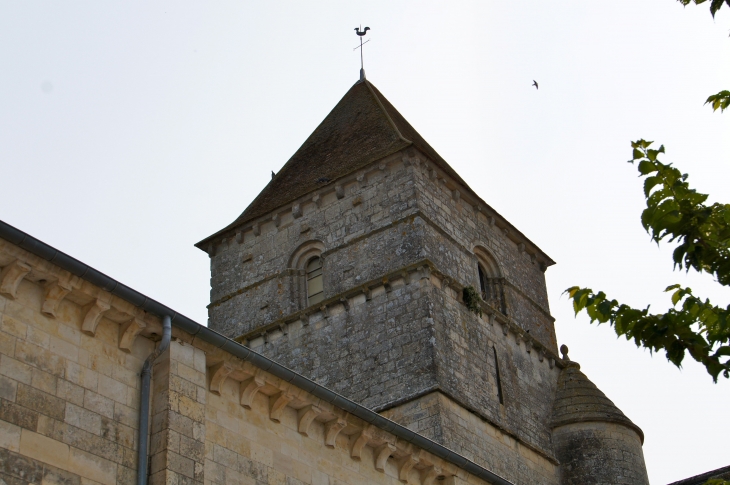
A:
[0,241,162,485]
[552,422,649,485]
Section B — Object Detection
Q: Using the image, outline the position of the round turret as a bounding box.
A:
[551,346,649,484]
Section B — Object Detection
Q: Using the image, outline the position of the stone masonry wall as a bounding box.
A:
[0,244,162,485]
[0,237,513,485]
[409,153,556,352]
[208,151,421,337]
[552,422,649,485]
[381,392,559,485]
[429,281,559,457]
[246,266,562,473]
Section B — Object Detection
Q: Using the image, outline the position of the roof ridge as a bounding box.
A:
[363,80,412,145]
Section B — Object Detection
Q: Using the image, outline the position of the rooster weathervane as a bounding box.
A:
[354,26,370,81]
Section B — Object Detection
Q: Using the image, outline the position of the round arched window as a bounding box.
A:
[306,257,324,306]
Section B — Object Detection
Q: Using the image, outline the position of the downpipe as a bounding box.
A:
[137,315,172,485]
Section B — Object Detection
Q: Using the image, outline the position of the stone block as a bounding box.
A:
[19,429,70,471]
[16,383,66,421]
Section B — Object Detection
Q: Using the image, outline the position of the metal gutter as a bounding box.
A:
[0,219,514,485]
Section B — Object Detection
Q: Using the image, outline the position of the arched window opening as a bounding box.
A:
[475,248,507,316]
[306,257,324,306]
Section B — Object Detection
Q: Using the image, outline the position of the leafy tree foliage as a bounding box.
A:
[678,0,729,17]
[706,90,730,113]
[566,140,730,382]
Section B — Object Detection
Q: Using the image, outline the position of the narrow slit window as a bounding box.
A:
[306,257,324,306]
[493,346,504,405]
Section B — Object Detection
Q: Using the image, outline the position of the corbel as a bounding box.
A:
[539,262,548,272]
[473,204,482,214]
[252,223,261,237]
[299,313,310,327]
[119,317,146,353]
[278,323,288,336]
[518,243,525,253]
[488,216,496,227]
[206,243,215,257]
[401,154,411,166]
[382,277,392,293]
[538,348,545,362]
[503,227,510,237]
[235,231,243,244]
[320,305,329,319]
[297,404,322,437]
[421,466,443,485]
[375,442,396,472]
[208,361,234,396]
[339,297,350,312]
[500,322,509,336]
[357,174,367,188]
[272,213,281,228]
[312,194,322,208]
[379,163,389,176]
[451,190,461,202]
[292,203,302,219]
[439,177,447,186]
[41,279,73,318]
[335,185,345,199]
[398,454,419,483]
[549,357,555,369]
[240,374,266,409]
[0,260,31,299]
[350,427,372,460]
[401,271,410,285]
[361,285,372,301]
[428,167,437,181]
[81,299,112,336]
[324,418,347,448]
[269,391,294,422]
[488,313,496,327]
[530,253,537,264]
[524,336,532,354]
[419,265,432,281]
[441,277,451,290]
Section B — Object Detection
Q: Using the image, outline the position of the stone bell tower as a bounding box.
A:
[196,78,649,484]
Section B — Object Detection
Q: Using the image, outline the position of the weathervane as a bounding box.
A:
[354,26,370,81]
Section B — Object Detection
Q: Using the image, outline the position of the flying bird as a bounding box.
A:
[532,80,539,90]
[355,27,370,36]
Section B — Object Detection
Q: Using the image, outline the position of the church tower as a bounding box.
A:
[197,78,649,484]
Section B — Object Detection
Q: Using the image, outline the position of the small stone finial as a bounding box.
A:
[560,344,569,361]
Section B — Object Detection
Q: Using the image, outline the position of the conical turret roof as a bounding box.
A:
[197,79,470,248]
[551,360,644,442]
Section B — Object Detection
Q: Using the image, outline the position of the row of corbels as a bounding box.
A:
[205,151,406,257]
[236,262,435,345]
[206,357,457,485]
[0,255,156,354]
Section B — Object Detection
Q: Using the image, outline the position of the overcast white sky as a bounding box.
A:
[1,2,729,483]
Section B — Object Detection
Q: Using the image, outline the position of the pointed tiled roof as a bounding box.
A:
[197,79,471,248]
[551,361,644,443]
[196,79,555,268]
